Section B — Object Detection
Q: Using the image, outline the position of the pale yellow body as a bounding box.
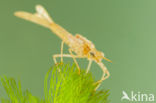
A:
[49,23,86,56]
[14,5,112,90]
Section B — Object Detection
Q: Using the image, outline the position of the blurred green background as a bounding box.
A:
[0,0,156,102]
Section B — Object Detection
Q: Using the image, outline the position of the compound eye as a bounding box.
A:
[90,52,95,57]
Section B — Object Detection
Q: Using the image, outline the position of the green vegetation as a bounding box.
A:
[0,64,109,103]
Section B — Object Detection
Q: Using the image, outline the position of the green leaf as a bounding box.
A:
[0,63,110,103]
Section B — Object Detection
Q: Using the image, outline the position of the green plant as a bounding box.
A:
[0,63,110,103]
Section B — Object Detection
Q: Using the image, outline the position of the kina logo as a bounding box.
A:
[121,91,131,101]
[121,91,155,102]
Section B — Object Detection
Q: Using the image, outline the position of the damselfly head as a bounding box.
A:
[89,50,112,63]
